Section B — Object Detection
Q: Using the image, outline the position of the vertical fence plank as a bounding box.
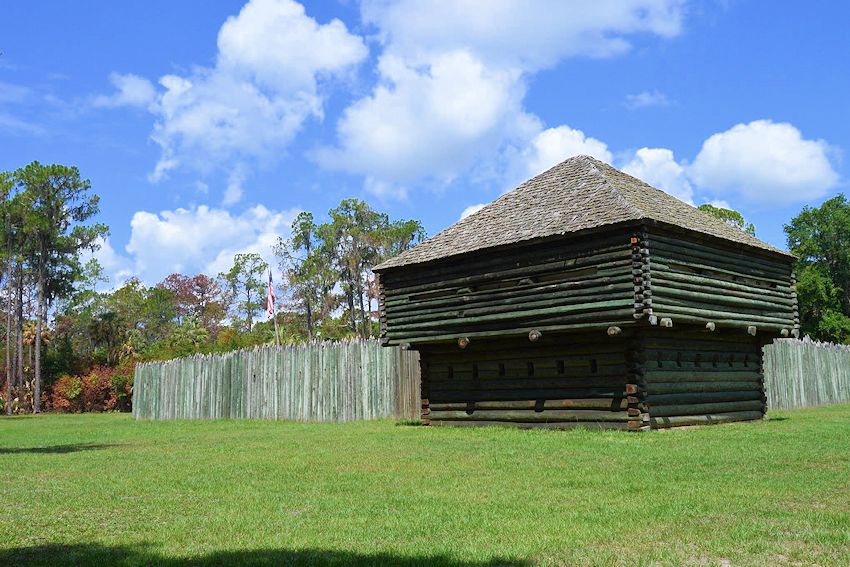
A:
[132,339,424,422]
[763,338,850,410]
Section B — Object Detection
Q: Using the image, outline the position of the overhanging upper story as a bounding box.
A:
[374,156,798,346]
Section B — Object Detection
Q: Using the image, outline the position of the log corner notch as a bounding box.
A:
[631,227,653,321]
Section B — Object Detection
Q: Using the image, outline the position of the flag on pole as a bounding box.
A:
[266,270,275,319]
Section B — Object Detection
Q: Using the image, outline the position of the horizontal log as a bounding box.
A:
[388,299,635,331]
[646,391,763,405]
[649,268,792,297]
[428,409,631,422]
[386,274,633,313]
[387,287,635,326]
[651,256,789,287]
[385,317,636,344]
[651,284,794,310]
[643,370,762,382]
[429,398,630,411]
[648,231,793,274]
[427,377,628,392]
[649,400,764,417]
[383,253,631,297]
[651,296,793,322]
[651,303,795,326]
[428,387,634,403]
[647,238,791,279]
[381,234,631,286]
[651,279,794,306]
[429,420,631,430]
[649,410,764,428]
[648,381,762,394]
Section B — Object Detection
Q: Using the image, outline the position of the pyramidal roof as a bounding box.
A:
[375,155,790,271]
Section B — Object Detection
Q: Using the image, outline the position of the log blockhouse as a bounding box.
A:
[374,156,798,430]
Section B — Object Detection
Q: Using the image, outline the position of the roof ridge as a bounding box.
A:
[582,156,648,221]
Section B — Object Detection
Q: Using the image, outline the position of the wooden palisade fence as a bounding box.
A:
[133,340,420,421]
[763,337,850,410]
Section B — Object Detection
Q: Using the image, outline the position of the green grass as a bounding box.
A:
[1,407,848,566]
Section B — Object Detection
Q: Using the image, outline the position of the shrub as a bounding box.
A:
[48,361,137,413]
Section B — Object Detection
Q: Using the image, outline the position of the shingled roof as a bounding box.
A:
[375,155,791,271]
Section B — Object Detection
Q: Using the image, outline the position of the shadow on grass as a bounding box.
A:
[0,543,529,566]
[0,443,117,455]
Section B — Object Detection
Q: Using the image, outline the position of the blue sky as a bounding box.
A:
[1,0,847,285]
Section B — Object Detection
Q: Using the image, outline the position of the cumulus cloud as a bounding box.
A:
[93,0,367,196]
[317,50,535,183]
[125,204,299,283]
[624,89,670,109]
[319,0,685,191]
[92,73,157,108]
[149,0,366,182]
[517,125,613,179]
[622,147,694,204]
[689,120,840,204]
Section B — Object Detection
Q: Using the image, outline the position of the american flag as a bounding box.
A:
[266,270,275,319]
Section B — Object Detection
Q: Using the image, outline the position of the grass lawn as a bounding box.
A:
[0,406,848,566]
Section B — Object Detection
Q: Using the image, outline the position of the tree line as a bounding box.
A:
[0,163,423,413]
[1,161,849,415]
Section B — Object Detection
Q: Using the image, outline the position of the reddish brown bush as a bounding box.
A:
[48,362,136,413]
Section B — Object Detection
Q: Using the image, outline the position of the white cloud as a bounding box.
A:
[622,147,694,204]
[93,73,157,108]
[99,0,366,190]
[222,166,247,206]
[360,0,683,67]
[460,203,486,220]
[319,0,685,191]
[125,204,299,283]
[624,89,670,109]
[518,125,613,179]
[689,120,840,204]
[318,50,535,183]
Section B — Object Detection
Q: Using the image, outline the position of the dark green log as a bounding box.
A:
[388,299,635,331]
[385,315,636,344]
[427,408,630,422]
[646,391,763,405]
[649,400,764,417]
[647,381,762,394]
[428,398,630,411]
[429,420,631,430]
[643,370,762,382]
[647,238,791,279]
[650,410,764,428]
[428,387,631,403]
[651,284,795,310]
[649,269,793,298]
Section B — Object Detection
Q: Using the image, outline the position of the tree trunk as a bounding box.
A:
[4,255,11,416]
[33,249,44,413]
[347,282,356,333]
[15,259,23,401]
[357,278,368,339]
[305,298,313,339]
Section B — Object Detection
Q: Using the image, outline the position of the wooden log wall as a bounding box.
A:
[763,337,850,410]
[645,227,798,334]
[641,329,767,428]
[132,340,421,422]
[419,333,640,430]
[377,232,636,346]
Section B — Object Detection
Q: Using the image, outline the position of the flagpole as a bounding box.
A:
[268,270,281,346]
